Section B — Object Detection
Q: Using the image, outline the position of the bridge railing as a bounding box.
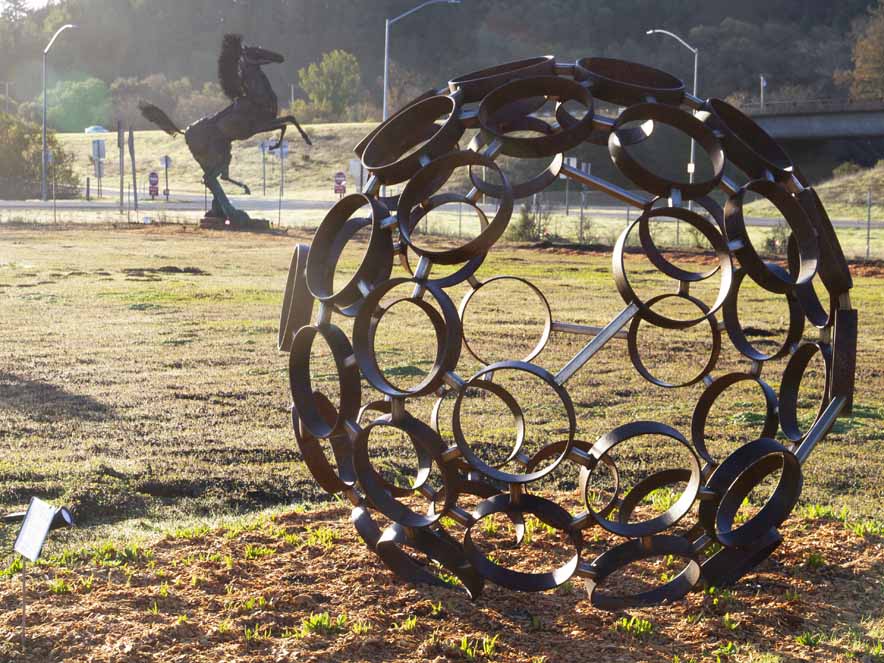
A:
[744,97,884,116]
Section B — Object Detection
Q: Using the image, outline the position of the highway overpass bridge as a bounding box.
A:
[745,99,884,140]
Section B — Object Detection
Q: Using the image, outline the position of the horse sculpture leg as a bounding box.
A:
[220,167,251,195]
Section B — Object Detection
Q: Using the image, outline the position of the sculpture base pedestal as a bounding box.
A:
[199,216,271,232]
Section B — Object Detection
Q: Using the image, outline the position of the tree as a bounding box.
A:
[1,0,29,23]
[298,50,361,121]
[0,111,78,198]
[842,1,884,99]
[22,78,112,132]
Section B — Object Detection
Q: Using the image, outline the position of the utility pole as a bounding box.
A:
[760,75,766,112]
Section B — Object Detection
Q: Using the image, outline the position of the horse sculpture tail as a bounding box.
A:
[138,101,183,137]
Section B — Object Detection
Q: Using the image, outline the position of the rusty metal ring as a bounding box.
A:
[705,98,793,180]
[362,94,464,185]
[452,361,576,484]
[288,323,361,439]
[698,438,802,549]
[398,150,513,265]
[458,275,553,365]
[610,102,725,200]
[627,293,721,389]
[278,243,313,352]
[787,234,836,329]
[724,179,819,294]
[576,57,685,106]
[291,394,356,494]
[463,493,582,592]
[356,399,436,498]
[614,214,731,329]
[579,421,701,538]
[523,439,621,520]
[352,278,461,398]
[722,266,805,362]
[354,413,459,529]
[448,55,556,103]
[478,76,595,158]
[468,116,564,199]
[796,187,853,297]
[305,194,394,313]
[397,192,488,288]
[617,468,694,526]
[585,535,701,609]
[378,522,485,599]
[639,204,729,282]
[691,372,779,467]
[700,527,782,587]
[778,342,833,443]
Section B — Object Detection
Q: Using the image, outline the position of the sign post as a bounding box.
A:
[148,171,159,199]
[117,121,124,214]
[269,140,289,228]
[13,497,74,648]
[91,139,105,198]
[127,127,138,213]
[259,140,269,195]
[160,155,172,201]
[334,170,347,198]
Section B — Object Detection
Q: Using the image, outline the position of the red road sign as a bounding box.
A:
[148,171,159,186]
[334,183,346,195]
[334,171,346,186]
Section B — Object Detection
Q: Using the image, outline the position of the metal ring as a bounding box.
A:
[614,212,732,329]
[278,243,314,352]
[362,94,464,185]
[579,421,701,537]
[724,179,819,294]
[576,57,685,106]
[291,393,356,494]
[288,323,361,439]
[468,116,564,199]
[463,493,582,592]
[398,150,514,265]
[459,275,553,365]
[627,293,721,388]
[691,372,779,467]
[610,102,725,200]
[722,266,805,362]
[698,437,802,549]
[477,76,595,158]
[452,361,576,484]
[353,413,459,529]
[352,278,462,398]
[305,194,393,314]
[778,342,832,443]
[700,527,782,587]
[448,55,556,103]
[585,535,701,610]
[705,98,793,180]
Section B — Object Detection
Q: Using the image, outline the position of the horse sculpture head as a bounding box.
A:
[218,33,284,99]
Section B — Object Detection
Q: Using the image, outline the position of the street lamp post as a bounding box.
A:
[42,24,76,201]
[383,0,460,121]
[646,28,698,236]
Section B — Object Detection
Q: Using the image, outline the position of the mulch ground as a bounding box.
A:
[0,506,882,663]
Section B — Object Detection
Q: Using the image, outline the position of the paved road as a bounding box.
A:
[0,194,879,229]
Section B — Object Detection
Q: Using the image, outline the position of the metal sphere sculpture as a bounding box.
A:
[279,56,857,609]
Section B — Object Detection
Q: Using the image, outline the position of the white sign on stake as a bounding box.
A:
[14,497,58,563]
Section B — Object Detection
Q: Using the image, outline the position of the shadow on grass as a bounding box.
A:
[0,371,114,422]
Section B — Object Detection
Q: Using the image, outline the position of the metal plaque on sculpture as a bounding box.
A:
[14,497,58,563]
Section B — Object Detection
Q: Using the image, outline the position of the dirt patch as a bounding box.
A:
[1,509,881,663]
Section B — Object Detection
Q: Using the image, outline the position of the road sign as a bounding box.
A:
[160,155,172,169]
[148,171,159,198]
[91,139,106,161]
[334,170,347,196]
[269,140,290,158]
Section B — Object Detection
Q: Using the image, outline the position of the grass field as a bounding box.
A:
[1,223,883,661]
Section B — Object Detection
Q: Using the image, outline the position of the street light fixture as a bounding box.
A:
[646,28,698,232]
[42,23,77,201]
[383,0,460,121]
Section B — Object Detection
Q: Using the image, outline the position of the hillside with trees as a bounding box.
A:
[1,0,883,129]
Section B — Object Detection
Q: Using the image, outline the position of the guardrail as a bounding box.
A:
[743,98,884,116]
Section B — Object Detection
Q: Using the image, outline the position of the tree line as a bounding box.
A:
[2,0,884,130]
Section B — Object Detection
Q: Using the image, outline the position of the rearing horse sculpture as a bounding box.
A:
[140,34,311,226]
